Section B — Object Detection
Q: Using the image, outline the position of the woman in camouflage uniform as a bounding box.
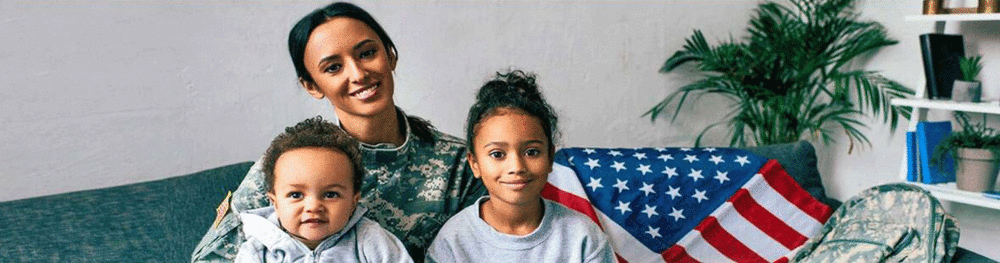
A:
[191,2,486,262]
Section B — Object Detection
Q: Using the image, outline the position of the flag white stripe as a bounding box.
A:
[596,210,664,263]
[742,175,824,236]
[676,230,735,263]
[548,163,590,199]
[711,202,791,262]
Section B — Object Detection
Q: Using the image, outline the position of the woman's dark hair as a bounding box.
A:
[288,2,397,83]
[465,70,559,156]
[263,116,364,193]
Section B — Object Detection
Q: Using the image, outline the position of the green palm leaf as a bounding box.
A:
[645,0,914,148]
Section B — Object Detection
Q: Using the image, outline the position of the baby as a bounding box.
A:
[426,70,615,262]
[235,116,412,263]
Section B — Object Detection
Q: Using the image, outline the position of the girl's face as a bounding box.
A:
[468,109,553,207]
[300,17,396,119]
[267,147,360,250]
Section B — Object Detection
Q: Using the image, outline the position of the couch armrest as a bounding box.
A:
[0,161,253,262]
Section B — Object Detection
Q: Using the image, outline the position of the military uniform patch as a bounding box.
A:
[213,191,232,229]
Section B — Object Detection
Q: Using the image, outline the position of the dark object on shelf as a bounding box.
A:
[920,34,966,99]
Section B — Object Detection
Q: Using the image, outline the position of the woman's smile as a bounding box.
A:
[349,83,380,101]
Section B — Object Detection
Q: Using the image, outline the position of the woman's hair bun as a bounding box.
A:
[476,70,543,103]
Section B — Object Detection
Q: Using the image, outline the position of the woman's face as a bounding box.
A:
[301,17,396,119]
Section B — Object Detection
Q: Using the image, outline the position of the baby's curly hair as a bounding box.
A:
[262,116,363,193]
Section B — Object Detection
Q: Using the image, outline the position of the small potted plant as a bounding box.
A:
[952,55,982,102]
[933,112,1000,192]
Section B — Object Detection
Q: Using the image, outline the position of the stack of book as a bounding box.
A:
[907,121,956,184]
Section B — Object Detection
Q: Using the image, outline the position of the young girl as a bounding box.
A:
[426,70,615,263]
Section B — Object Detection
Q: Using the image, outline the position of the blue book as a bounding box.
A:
[984,191,1000,200]
[906,131,919,182]
[917,121,955,184]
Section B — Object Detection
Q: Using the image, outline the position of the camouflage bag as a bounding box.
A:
[789,183,960,263]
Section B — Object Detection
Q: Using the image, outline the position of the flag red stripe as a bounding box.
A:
[774,257,789,263]
[541,183,602,227]
[662,245,700,263]
[696,217,768,263]
[543,183,632,262]
[758,160,832,222]
[729,188,807,249]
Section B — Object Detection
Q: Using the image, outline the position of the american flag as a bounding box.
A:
[541,147,833,263]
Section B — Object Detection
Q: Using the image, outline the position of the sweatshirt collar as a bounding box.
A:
[471,196,553,250]
[240,205,369,252]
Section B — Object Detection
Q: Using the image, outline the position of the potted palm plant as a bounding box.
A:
[952,55,983,102]
[645,0,914,150]
[933,112,1000,192]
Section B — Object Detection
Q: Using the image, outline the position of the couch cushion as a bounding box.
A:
[0,161,253,262]
[742,141,841,210]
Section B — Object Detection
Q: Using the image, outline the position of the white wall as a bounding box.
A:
[1,0,997,258]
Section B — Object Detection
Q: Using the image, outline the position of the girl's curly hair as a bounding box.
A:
[465,69,559,156]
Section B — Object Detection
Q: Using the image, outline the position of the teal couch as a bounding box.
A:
[0,162,253,262]
[0,142,993,262]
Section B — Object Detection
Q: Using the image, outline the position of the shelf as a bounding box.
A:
[900,8,1000,213]
[908,182,1000,210]
[905,13,1000,22]
[891,98,1000,114]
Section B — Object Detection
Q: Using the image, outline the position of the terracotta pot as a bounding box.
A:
[954,148,1000,192]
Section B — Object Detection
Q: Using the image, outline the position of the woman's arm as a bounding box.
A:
[191,158,270,263]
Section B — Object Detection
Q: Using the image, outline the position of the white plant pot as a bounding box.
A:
[954,148,1000,192]
[951,80,981,102]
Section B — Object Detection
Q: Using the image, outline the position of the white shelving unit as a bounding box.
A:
[906,13,1000,22]
[892,98,1000,114]
[895,13,1000,211]
[905,13,1000,36]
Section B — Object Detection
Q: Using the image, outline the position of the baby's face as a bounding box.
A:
[268,147,358,249]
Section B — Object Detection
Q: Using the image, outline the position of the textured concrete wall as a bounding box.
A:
[1,0,997,259]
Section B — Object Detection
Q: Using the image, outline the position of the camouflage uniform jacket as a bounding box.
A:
[191,114,488,262]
